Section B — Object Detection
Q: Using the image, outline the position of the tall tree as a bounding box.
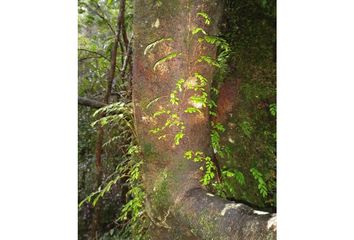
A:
[132,0,276,239]
[91,0,129,238]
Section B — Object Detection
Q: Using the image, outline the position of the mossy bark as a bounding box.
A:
[132,0,276,239]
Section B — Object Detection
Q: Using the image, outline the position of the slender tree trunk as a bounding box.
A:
[91,1,127,239]
[132,0,276,239]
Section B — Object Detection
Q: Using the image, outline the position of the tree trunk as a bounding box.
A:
[132,0,276,239]
[91,1,127,238]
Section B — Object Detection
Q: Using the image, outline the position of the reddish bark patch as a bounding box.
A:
[215,78,241,124]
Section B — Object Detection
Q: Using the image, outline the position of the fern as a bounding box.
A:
[250,168,268,198]
[144,37,173,55]
[197,55,221,68]
[192,27,207,35]
[170,90,179,105]
[174,131,184,145]
[185,107,201,114]
[197,12,211,25]
[153,52,181,71]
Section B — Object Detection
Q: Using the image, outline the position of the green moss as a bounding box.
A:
[151,170,170,213]
[195,209,219,239]
[143,142,155,156]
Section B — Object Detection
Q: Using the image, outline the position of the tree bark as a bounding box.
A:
[132,0,276,239]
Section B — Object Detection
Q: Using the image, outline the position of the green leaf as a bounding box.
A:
[269,103,276,117]
[185,107,202,114]
[192,27,207,35]
[184,151,193,159]
[176,79,185,92]
[214,122,225,132]
[234,171,245,185]
[170,90,179,105]
[153,110,167,117]
[174,131,184,145]
[144,37,173,55]
[197,55,221,68]
[146,97,161,109]
[223,170,235,177]
[153,52,181,71]
[197,12,211,25]
[194,72,208,85]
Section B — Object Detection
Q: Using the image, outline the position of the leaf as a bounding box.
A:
[174,131,184,145]
[146,97,161,109]
[170,90,179,105]
[194,72,208,85]
[144,37,173,55]
[185,107,202,114]
[214,122,225,132]
[223,170,235,177]
[153,52,181,71]
[176,79,185,92]
[209,111,217,117]
[192,27,207,35]
[184,151,193,159]
[197,12,211,25]
[234,171,245,185]
[240,121,253,138]
[153,110,167,117]
[197,55,221,68]
[269,103,276,117]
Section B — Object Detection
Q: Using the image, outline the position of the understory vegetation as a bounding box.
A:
[78,0,276,239]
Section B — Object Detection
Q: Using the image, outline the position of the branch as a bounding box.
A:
[78,96,105,108]
[78,48,110,61]
[93,2,116,34]
[80,2,116,35]
[120,34,133,77]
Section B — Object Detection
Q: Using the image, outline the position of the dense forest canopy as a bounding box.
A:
[78,0,276,239]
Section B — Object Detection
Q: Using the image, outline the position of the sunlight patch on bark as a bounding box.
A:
[220,203,243,216]
[267,215,277,231]
[253,210,268,215]
[152,18,160,28]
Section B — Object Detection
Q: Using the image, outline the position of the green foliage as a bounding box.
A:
[239,121,253,139]
[213,168,246,198]
[210,122,231,160]
[153,109,170,118]
[194,72,208,87]
[197,12,211,25]
[197,55,221,68]
[184,151,216,186]
[169,78,186,105]
[175,78,185,92]
[190,92,208,107]
[78,2,277,238]
[192,27,207,35]
[269,103,276,117]
[153,52,181,71]
[144,37,173,55]
[170,90,179,105]
[184,107,202,114]
[250,168,268,198]
[174,131,184,145]
[150,107,185,144]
